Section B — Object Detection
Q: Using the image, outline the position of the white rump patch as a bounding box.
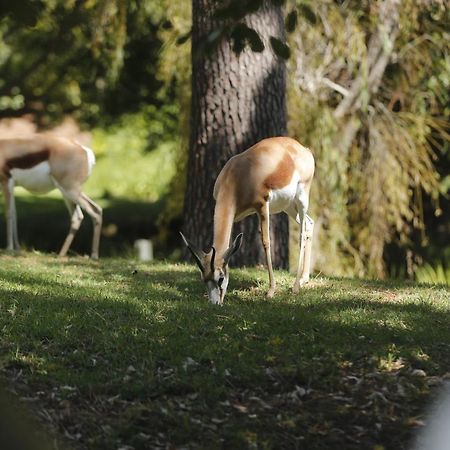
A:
[297,182,309,213]
[11,162,55,194]
[268,174,301,215]
[79,143,96,176]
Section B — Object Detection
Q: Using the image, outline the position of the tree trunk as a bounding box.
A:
[183,0,288,268]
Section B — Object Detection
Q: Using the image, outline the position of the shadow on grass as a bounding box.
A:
[1,263,449,449]
[2,264,448,363]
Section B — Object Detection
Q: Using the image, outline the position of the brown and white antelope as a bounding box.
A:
[181,136,315,304]
[0,134,102,258]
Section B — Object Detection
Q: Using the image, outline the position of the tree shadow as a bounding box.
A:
[1,264,449,449]
[0,196,166,257]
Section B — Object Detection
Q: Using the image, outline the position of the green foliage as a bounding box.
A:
[155,0,192,239]
[1,0,447,276]
[0,0,181,206]
[415,261,450,286]
[87,105,179,201]
[0,0,168,124]
[231,23,265,54]
[176,29,192,46]
[215,0,265,21]
[270,36,291,59]
[285,9,298,33]
[289,100,361,276]
[298,4,316,25]
[288,0,449,277]
[186,0,298,57]
[0,254,449,448]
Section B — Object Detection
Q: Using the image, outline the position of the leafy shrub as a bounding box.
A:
[415,261,450,286]
[85,105,179,201]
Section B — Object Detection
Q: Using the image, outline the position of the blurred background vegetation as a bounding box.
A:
[0,0,448,283]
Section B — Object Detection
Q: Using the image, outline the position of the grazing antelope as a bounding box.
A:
[181,136,315,304]
[0,134,102,259]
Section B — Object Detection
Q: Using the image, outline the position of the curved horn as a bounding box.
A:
[179,232,205,272]
[210,246,216,273]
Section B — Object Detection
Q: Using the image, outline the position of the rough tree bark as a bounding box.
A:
[183,0,289,268]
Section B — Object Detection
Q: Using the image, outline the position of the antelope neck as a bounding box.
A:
[213,195,236,259]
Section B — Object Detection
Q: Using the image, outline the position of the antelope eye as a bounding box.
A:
[218,276,224,287]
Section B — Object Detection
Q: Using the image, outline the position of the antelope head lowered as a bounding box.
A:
[180,232,243,305]
[181,136,315,304]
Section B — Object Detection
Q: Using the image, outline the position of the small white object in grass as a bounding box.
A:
[126,365,136,373]
[134,239,153,261]
[182,357,198,371]
[413,382,450,450]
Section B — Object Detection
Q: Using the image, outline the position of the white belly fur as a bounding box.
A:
[234,176,309,222]
[11,161,55,194]
[268,175,303,214]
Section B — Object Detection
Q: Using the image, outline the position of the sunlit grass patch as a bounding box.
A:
[0,253,449,449]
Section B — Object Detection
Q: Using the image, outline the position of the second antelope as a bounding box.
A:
[181,136,315,304]
[0,134,102,258]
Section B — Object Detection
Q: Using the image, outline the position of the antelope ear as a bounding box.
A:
[180,232,205,272]
[223,233,243,266]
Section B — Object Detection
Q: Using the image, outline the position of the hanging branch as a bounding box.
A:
[333,0,401,120]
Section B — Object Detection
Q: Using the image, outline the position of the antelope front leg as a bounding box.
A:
[58,188,102,259]
[80,193,102,259]
[293,214,314,293]
[259,203,276,298]
[301,214,314,282]
[59,199,84,257]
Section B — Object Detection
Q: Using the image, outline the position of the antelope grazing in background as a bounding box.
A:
[0,135,102,258]
[181,137,315,304]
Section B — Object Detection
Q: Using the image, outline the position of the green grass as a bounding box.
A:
[0,253,449,449]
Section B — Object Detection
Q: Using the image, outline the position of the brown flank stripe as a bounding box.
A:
[263,152,295,190]
[4,149,50,177]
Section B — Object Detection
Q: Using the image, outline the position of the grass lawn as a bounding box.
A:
[0,253,449,449]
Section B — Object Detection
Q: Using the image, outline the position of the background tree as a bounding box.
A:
[0,1,169,125]
[183,0,290,268]
[0,0,447,279]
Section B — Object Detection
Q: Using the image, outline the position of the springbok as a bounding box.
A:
[0,134,102,259]
[181,136,315,304]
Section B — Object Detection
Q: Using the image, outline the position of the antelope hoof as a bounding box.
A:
[299,276,310,286]
[292,278,309,294]
[266,288,275,298]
